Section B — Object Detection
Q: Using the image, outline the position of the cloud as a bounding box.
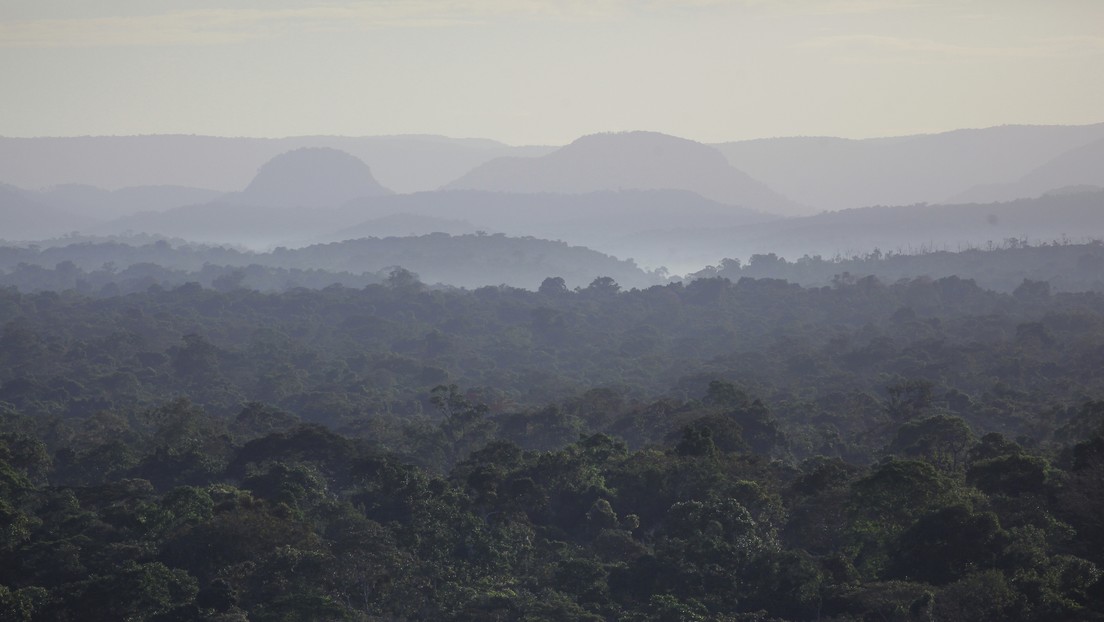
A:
[1,11,272,48]
[728,0,934,16]
[802,34,1104,62]
[0,1,636,48]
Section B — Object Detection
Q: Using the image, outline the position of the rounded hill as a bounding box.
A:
[444,131,805,216]
[240,147,392,207]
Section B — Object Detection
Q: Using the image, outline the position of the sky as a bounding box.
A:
[1,0,1102,145]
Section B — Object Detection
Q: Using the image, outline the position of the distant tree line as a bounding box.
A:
[0,233,659,291]
[692,238,1104,293]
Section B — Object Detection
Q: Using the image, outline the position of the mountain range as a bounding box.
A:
[88,188,774,256]
[623,188,1104,271]
[0,184,97,240]
[948,137,1104,204]
[6,123,1102,212]
[715,123,1104,211]
[3,123,1104,281]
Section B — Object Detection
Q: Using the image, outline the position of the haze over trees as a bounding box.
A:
[628,189,1104,272]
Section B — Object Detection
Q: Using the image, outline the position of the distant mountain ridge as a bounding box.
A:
[7,124,1104,271]
[949,137,1104,204]
[35,184,223,219]
[714,123,1104,210]
[96,187,776,253]
[0,184,100,240]
[623,189,1104,270]
[5,123,1101,214]
[444,131,807,216]
[338,188,776,236]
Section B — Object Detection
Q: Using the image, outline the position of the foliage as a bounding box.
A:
[1,246,1104,619]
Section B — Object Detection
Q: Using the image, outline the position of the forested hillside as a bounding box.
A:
[692,239,1104,293]
[0,234,660,291]
[625,190,1104,272]
[3,267,1104,619]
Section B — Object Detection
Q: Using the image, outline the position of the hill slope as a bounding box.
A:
[444,131,805,216]
[0,184,101,240]
[335,188,776,242]
[232,147,392,207]
[99,188,776,258]
[28,184,224,220]
[714,123,1104,210]
[949,137,1104,203]
[624,190,1104,269]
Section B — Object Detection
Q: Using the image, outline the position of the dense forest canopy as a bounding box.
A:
[3,251,1104,619]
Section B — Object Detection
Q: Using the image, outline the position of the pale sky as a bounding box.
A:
[1,0,1102,145]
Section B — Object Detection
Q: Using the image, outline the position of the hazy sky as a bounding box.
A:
[1,0,1102,145]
